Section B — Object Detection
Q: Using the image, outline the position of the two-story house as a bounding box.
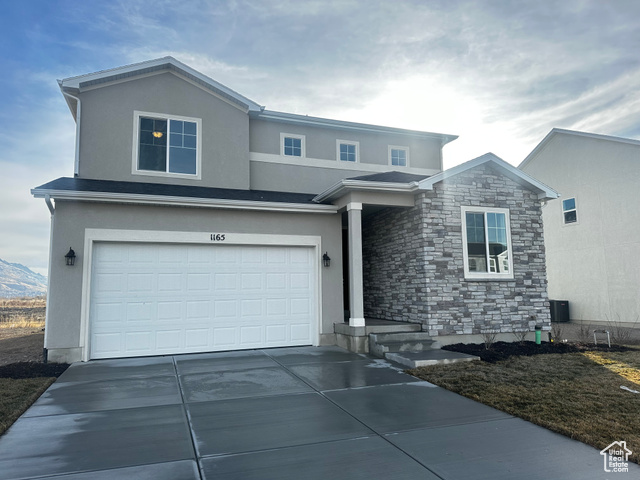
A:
[520,128,640,325]
[33,57,557,363]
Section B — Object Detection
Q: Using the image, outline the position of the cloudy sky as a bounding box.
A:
[1,0,639,275]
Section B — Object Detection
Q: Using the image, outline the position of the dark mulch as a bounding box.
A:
[443,341,631,363]
[0,362,69,379]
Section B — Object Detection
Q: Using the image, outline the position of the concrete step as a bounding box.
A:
[370,332,434,343]
[386,350,480,368]
[375,340,435,353]
[369,332,437,358]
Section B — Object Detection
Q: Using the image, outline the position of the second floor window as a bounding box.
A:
[389,146,409,167]
[562,197,577,224]
[281,134,305,157]
[337,140,359,162]
[136,113,200,176]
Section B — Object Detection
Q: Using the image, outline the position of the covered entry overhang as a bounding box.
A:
[314,172,428,329]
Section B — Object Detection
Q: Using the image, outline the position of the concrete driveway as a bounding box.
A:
[0,346,637,479]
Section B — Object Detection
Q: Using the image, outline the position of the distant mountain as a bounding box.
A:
[0,259,47,298]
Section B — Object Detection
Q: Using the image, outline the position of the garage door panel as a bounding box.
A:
[90,242,315,359]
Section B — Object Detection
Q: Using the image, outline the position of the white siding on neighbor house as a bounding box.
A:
[89,242,316,359]
[521,132,640,323]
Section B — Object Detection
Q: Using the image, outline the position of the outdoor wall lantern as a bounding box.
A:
[322,252,331,268]
[65,247,76,266]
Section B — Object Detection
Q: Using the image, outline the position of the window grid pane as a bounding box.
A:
[391,149,407,166]
[284,137,302,156]
[340,143,356,162]
[562,197,577,224]
[167,120,197,174]
[465,210,509,274]
[138,117,167,172]
[138,116,197,175]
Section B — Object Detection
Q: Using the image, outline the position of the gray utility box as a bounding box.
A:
[549,300,570,323]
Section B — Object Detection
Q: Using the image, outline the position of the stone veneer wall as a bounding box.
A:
[362,163,551,336]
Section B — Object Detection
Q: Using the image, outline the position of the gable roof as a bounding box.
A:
[519,128,640,169]
[58,57,459,145]
[58,57,263,115]
[32,177,336,214]
[418,153,558,200]
[312,171,427,203]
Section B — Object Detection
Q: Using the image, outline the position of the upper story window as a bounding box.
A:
[461,206,513,280]
[562,197,578,224]
[389,146,409,167]
[281,133,305,158]
[337,140,359,162]
[134,111,201,178]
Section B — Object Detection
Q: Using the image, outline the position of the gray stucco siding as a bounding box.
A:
[46,201,343,353]
[250,161,379,193]
[77,72,250,189]
[363,164,551,336]
[249,118,443,170]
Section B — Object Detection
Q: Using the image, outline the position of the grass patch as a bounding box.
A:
[0,296,46,330]
[409,348,640,464]
[0,377,55,436]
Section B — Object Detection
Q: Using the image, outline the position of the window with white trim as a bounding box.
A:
[281,133,305,157]
[134,112,201,177]
[389,146,409,166]
[461,206,513,279]
[562,197,577,224]
[337,140,359,162]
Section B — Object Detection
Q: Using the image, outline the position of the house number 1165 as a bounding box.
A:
[210,234,226,241]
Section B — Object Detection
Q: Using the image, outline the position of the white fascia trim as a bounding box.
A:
[31,189,338,214]
[419,153,559,200]
[519,128,640,169]
[250,152,440,176]
[59,56,263,112]
[313,180,421,203]
[255,110,458,143]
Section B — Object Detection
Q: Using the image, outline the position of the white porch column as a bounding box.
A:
[347,202,365,327]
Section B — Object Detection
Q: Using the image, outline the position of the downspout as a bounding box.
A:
[59,84,81,177]
[43,195,55,363]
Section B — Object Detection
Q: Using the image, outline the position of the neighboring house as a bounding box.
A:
[32,57,557,363]
[520,128,640,325]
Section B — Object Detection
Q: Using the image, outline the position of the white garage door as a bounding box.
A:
[89,242,316,359]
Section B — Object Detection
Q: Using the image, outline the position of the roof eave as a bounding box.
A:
[313,179,421,203]
[59,57,264,113]
[520,127,640,169]
[419,153,559,200]
[254,110,458,143]
[32,188,338,214]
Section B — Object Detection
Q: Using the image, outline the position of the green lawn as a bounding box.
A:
[0,377,55,436]
[409,348,640,464]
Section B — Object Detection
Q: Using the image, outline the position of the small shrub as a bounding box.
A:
[481,330,498,350]
[576,322,593,344]
[550,323,564,343]
[513,330,529,344]
[605,314,637,345]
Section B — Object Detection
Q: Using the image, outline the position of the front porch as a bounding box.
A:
[334,318,479,367]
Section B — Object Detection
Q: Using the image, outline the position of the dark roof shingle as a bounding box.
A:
[33,177,320,204]
[346,171,429,183]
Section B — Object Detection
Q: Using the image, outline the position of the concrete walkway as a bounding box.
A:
[0,346,637,479]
